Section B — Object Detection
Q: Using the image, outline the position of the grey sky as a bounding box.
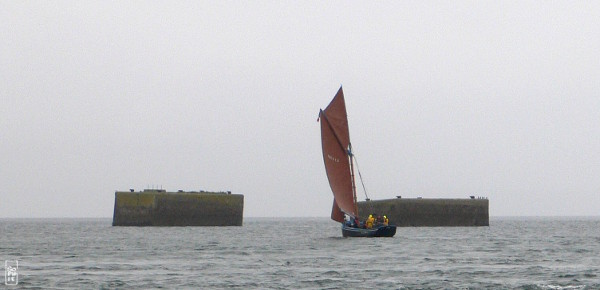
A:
[1,2,599,218]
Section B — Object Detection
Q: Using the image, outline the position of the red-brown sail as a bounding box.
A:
[331,199,345,223]
[319,87,358,222]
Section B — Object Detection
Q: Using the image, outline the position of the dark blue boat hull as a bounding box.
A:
[341,224,397,237]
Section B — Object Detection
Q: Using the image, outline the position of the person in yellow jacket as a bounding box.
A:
[366,214,374,229]
[383,215,389,226]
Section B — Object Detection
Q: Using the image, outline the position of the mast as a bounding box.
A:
[349,144,359,217]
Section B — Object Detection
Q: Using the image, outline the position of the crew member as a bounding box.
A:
[366,214,374,229]
[383,215,389,226]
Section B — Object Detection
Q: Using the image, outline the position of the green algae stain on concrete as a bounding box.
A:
[115,192,155,208]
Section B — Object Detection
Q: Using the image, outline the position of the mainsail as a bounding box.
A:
[319,87,358,222]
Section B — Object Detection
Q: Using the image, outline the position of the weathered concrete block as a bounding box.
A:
[112,190,244,226]
[358,198,489,227]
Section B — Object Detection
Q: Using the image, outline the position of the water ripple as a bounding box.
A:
[1,217,599,289]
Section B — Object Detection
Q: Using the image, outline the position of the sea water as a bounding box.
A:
[1,217,599,289]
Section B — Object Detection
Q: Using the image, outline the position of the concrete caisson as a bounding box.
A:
[358,198,489,227]
[112,189,244,226]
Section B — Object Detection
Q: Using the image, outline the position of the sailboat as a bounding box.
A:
[318,87,397,238]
